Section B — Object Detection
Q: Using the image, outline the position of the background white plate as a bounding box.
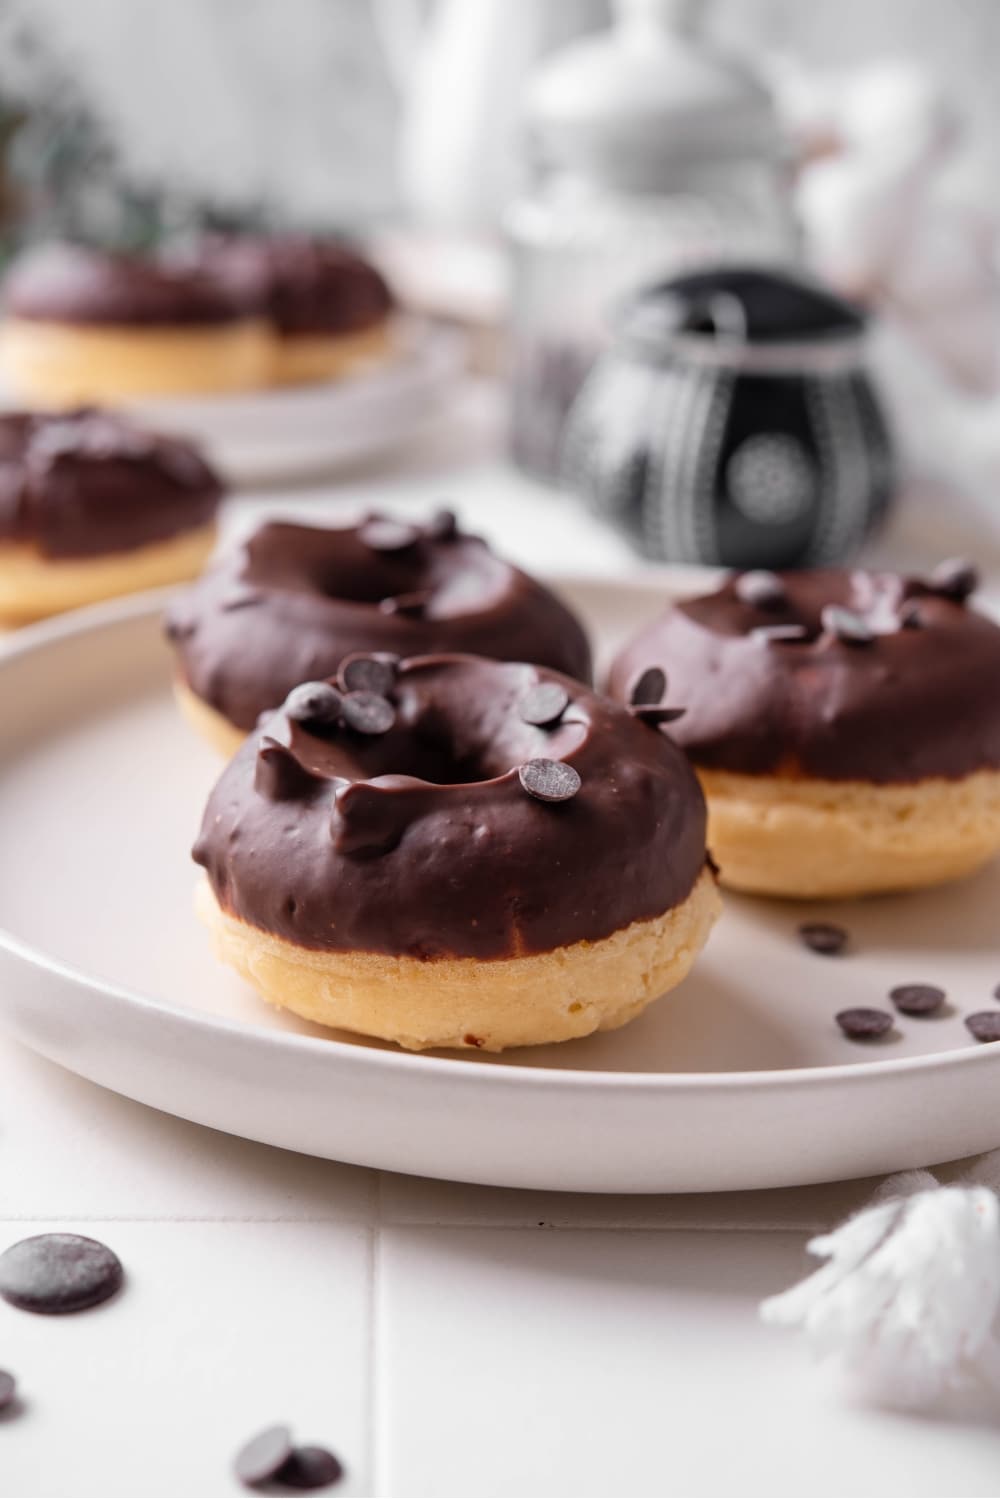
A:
[0,578,999,1193]
[118,321,465,487]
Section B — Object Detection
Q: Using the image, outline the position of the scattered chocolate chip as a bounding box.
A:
[519,682,570,727]
[358,518,420,553]
[285,682,343,725]
[0,1233,123,1314]
[836,1007,893,1040]
[425,507,458,541]
[630,704,687,726]
[798,922,848,956]
[234,1424,295,1487]
[966,1012,1000,1044]
[342,691,395,736]
[379,591,431,618]
[518,758,581,803]
[338,653,398,697]
[752,623,810,644]
[890,983,946,1016]
[821,604,874,645]
[276,1445,344,1491]
[629,666,666,706]
[930,557,978,602]
[993,983,1000,1001]
[0,1370,15,1411]
[735,570,786,609]
[899,601,925,629]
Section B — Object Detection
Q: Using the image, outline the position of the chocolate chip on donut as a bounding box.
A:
[518,758,581,803]
[167,514,592,752]
[629,666,667,707]
[341,691,395,736]
[285,682,343,726]
[519,682,570,727]
[735,570,786,609]
[821,604,874,646]
[929,557,978,602]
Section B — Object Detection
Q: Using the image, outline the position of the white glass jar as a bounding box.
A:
[507,0,799,477]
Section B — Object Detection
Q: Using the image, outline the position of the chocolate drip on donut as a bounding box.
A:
[3,242,246,326]
[607,567,1000,783]
[168,515,593,728]
[193,656,708,959]
[0,409,222,559]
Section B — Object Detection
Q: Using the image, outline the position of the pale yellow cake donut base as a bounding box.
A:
[174,677,247,757]
[197,868,721,1052]
[699,767,1000,899]
[0,524,217,625]
[0,316,270,402]
[269,321,393,385]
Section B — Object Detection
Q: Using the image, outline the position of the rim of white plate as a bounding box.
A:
[1,580,998,1096]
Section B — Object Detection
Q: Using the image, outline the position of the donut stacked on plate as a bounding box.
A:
[165,510,593,755]
[607,563,1000,898]
[0,408,223,625]
[0,235,394,404]
[168,510,719,1050]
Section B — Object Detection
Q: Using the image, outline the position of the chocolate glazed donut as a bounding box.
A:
[167,511,593,753]
[607,564,1000,897]
[193,654,719,1051]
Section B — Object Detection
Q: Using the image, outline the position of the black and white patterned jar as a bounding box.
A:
[560,266,894,568]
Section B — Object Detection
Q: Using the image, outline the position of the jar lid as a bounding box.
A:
[527,0,782,188]
[620,266,868,350]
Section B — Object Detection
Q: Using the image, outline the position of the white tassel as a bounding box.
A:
[761,1158,1000,1410]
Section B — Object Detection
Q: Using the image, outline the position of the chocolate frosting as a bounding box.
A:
[607,568,1000,783]
[0,409,222,559]
[173,234,393,335]
[167,515,593,729]
[3,242,246,326]
[193,655,709,958]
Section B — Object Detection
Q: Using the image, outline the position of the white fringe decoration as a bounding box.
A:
[761,1157,1000,1410]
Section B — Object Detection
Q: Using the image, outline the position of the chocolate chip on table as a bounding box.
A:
[342,691,395,736]
[890,983,946,1017]
[358,517,421,552]
[379,591,431,618]
[0,1370,16,1410]
[0,1233,123,1314]
[993,983,1000,1001]
[836,1007,893,1041]
[519,682,570,727]
[735,570,786,609]
[630,704,687,726]
[285,682,343,726]
[798,922,848,956]
[276,1445,345,1491]
[234,1423,295,1487]
[338,653,398,697]
[752,623,810,644]
[821,604,874,645]
[930,557,978,602]
[425,507,458,541]
[966,1012,1000,1044]
[518,758,581,803]
[629,666,666,707]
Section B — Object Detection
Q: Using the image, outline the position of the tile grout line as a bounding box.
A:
[367,1172,385,1498]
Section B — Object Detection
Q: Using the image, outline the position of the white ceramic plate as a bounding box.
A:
[0,577,999,1193]
[118,321,465,486]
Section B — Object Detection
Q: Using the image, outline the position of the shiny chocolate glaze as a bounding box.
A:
[174,234,393,335]
[167,515,593,729]
[0,409,222,559]
[607,568,1000,783]
[3,242,245,326]
[193,655,709,958]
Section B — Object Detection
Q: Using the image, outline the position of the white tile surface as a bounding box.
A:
[0,1221,371,1498]
[377,1227,1000,1499]
[0,1036,375,1222]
